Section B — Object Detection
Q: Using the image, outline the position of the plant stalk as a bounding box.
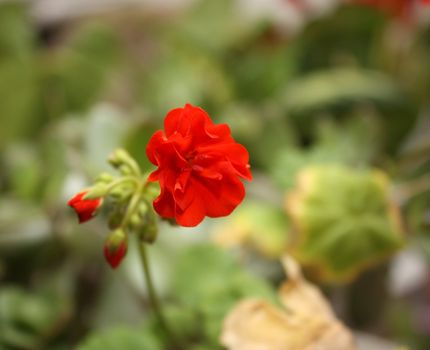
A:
[137,241,180,347]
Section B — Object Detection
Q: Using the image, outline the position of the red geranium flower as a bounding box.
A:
[67,191,103,223]
[146,104,252,227]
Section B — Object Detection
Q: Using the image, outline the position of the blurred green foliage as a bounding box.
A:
[78,327,163,350]
[212,199,289,258]
[0,286,72,349]
[0,0,430,349]
[78,244,276,350]
[170,244,276,346]
[287,165,404,281]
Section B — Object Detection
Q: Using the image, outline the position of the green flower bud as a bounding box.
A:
[136,213,158,244]
[109,185,133,202]
[108,209,124,230]
[130,213,141,227]
[96,172,114,184]
[119,164,133,176]
[108,149,129,167]
[113,149,132,163]
[108,149,140,176]
[138,201,148,216]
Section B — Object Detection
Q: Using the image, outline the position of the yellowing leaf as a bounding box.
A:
[220,256,356,350]
[286,165,404,282]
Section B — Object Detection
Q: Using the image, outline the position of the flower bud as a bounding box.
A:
[83,184,108,200]
[112,149,132,162]
[138,201,148,216]
[139,220,158,244]
[68,190,103,223]
[119,164,133,176]
[109,185,133,202]
[108,209,124,230]
[108,149,127,167]
[103,229,128,269]
[96,172,114,184]
[130,213,142,227]
[108,149,139,176]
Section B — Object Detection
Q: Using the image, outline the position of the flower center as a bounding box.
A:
[184,151,212,174]
[185,150,197,163]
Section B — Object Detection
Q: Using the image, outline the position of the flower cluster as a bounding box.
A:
[68,104,252,268]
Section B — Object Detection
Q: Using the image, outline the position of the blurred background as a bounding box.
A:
[1,0,430,349]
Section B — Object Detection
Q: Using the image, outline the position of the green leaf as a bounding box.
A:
[141,47,232,115]
[294,5,386,70]
[83,104,129,174]
[226,45,297,102]
[3,143,43,200]
[0,3,40,146]
[0,199,50,249]
[171,244,276,345]
[282,68,403,117]
[47,22,120,115]
[77,326,163,350]
[0,3,35,59]
[0,59,38,147]
[287,165,404,281]
[0,286,71,349]
[173,0,257,53]
[270,115,380,189]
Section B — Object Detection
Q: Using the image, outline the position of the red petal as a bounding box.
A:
[164,103,211,139]
[153,188,176,219]
[175,186,206,227]
[173,173,245,225]
[146,130,167,166]
[67,191,102,223]
[197,175,245,218]
[104,241,127,269]
[195,142,252,181]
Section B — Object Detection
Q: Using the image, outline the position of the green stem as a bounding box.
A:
[120,183,144,227]
[125,153,142,177]
[105,176,139,194]
[119,175,183,348]
[137,241,178,344]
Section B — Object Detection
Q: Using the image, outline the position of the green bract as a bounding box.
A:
[286,165,404,282]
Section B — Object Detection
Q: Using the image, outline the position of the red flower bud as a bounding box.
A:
[146,104,252,227]
[103,229,128,269]
[67,191,103,223]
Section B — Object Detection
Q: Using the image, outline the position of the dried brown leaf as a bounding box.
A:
[220,256,356,350]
